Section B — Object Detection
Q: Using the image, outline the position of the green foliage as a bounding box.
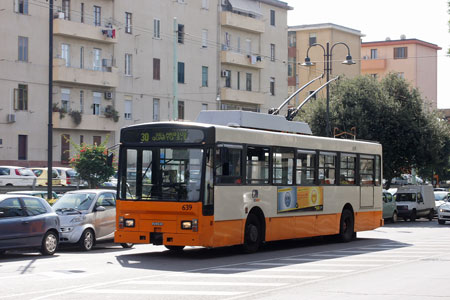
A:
[69,110,82,125]
[68,137,115,188]
[104,105,119,122]
[298,74,450,187]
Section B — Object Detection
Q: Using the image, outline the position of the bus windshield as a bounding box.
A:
[120,147,203,201]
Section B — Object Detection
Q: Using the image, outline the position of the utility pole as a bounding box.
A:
[47,0,53,197]
[173,18,178,121]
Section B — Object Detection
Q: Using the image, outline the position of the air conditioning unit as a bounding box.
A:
[58,12,65,19]
[104,92,113,100]
[7,114,16,123]
[221,70,229,77]
[363,56,369,60]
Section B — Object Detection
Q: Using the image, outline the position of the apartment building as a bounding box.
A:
[288,23,362,106]
[361,37,441,110]
[0,0,290,167]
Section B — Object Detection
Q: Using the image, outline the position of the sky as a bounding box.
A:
[287,0,450,109]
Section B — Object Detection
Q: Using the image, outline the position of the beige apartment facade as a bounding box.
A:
[0,0,290,167]
[287,23,362,107]
[361,38,441,110]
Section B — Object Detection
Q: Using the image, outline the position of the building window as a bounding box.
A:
[18,36,28,62]
[94,6,101,26]
[270,43,275,61]
[224,32,231,50]
[61,88,70,112]
[14,84,28,111]
[177,24,185,44]
[153,58,160,80]
[225,70,231,88]
[237,37,241,53]
[270,77,275,96]
[288,31,296,47]
[15,0,28,14]
[309,33,317,46]
[93,48,101,71]
[202,66,208,87]
[394,47,407,59]
[61,43,70,67]
[288,57,296,77]
[93,136,101,146]
[62,0,70,20]
[93,92,101,115]
[124,100,132,120]
[80,3,84,23]
[246,73,252,91]
[370,49,378,59]
[309,90,317,100]
[202,103,208,111]
[125,53,132,76]
[18,135,27,160]
[178,101,184,120]
[61,134,70,164]
[397,72,405,79]
[178,62,185,83]
[202,0,209,9]
[153,19,160,38]
[153,98,160,121]
[125,12,132,34]
[202,29,208,48]
[79,90,84,113]
[270,9,275,26]
[80,46,84,69]
[80,135,84,145]
[246,39,252,55]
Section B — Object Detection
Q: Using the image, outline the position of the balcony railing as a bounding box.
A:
[220,88,265,105]
[52,112,118,131]
[220,50,265,69]
[53,18,118,43]
[53,58,119,87]
[221,11,264,33]
[361,58,386,71]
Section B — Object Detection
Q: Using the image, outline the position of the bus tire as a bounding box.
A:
[120,243,134,249]
[242,214,262,253]
[165,245,185,251]
[338,209,354,243]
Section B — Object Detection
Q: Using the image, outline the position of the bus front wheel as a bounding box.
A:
[339,209,354,243]
[243,214,262,253]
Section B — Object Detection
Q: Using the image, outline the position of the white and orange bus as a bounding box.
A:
[114,111,383,252]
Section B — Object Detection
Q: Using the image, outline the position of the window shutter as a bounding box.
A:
[13,88,19,110]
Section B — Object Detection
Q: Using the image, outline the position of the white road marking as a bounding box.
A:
[212,267,354,273]
[183,273,323,279]
[78,289,242,296]
[122,280,285,287]
[311,253,421,258]
[281,257,404,262]
[250,262,381,267]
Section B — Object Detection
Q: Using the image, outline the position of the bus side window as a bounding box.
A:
[296,150,316,185]
[319,152,336,185]
[272,148,294,185]
[246,146,270,185]
[340,153,356,185]
[360,155,375,185]
[215,145,243,184]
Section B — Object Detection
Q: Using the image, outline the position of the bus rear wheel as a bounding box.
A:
[165,245,185,251]
[243,214,262,253]
[339,209,354,243]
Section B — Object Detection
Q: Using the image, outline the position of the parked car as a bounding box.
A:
[438,202,450,224]
[383,190,398,223]
[53,167,81,186]
[52,189,132,251]
[434,191,450,213]
[0,166,37,186]
[0,194,59,255]
[396,185,435,221]
[30,168,62,186]
[6,190,59,205]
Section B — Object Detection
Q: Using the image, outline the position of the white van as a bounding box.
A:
[396,185,435,221]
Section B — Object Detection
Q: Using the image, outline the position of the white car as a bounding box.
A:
[53,167,81,186]
[434,191,450,213]
[438,202,450,225]
[0,166,37,186]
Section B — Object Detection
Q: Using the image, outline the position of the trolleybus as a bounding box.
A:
[114,111,383,252]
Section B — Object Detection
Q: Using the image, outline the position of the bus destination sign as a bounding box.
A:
[123,128,205,144]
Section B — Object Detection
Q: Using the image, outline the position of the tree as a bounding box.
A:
[299,74,450,188]
[69,138,115,188]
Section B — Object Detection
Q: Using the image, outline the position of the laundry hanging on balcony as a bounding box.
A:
[102,29,116,38]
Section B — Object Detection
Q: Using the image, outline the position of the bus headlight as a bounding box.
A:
[125,219,135,227]
[119,216,124,229]
[181,221,192,230]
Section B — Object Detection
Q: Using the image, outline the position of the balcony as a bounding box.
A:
[53,58,119,87]
[361,59,386,71]
[220,88,265,105]
[53,18,118,44]
[221,51,265,69]
[221,11,264,33]
[52,112,118,131]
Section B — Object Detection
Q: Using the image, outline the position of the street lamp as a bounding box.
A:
[301,42,355,137]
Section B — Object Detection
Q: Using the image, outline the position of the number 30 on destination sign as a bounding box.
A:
[140,132,150,142]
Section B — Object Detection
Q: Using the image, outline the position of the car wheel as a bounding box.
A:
[120,243,134,249]
[392,211,398,223]
[438,219,446,225]
[40,231,58,256]
[164,245,185,251]
[242,213,262,253]
[410,210,416,222]
[78,229,95,251]
[339,209,354,242]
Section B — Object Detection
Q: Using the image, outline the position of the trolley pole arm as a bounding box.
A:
[269,73,323,115]
[286,76,339,121]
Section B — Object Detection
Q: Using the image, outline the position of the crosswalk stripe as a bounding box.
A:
[250,262,381,267]
[212,267,354,273]
[183,273,323,279]
[77,289,242,296]
[121,281,285,287]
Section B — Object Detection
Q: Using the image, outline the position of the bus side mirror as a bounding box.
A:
[107,153,114,167]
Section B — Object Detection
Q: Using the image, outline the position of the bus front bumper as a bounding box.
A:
[115,230,200,247]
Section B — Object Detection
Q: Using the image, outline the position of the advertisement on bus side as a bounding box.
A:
[277,186,323,213]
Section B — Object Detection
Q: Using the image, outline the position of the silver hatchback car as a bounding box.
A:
[52,189,132,251]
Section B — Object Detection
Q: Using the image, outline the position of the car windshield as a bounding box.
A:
[396,193,416,202]
[434,193,448,201]
[53,193,96,211]
[19,168,35,176]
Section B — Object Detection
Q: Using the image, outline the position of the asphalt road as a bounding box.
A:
[1,219,450,300]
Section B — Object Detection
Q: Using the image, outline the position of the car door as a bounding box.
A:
[417,192,425,216]
[0,197,29,248]
[21,197,50,247]
[93,192,116,239]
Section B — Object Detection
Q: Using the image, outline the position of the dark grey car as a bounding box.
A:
[0,195,59,255]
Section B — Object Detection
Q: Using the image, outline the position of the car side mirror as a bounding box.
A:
[95,205,106,212]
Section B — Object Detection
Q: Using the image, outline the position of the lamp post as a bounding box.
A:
[301,42,355,137]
